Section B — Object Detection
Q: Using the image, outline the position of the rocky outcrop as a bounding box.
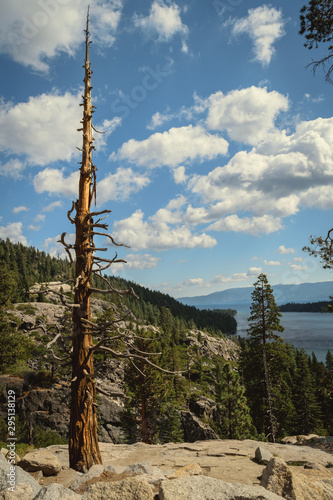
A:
[180,411,219,442]
[82,477,154,500]
[1,439,333,499]
[159,476,284,499]
[185,330,240,362]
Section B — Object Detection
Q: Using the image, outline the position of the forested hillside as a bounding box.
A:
[280,301,333,313]
[0,239,236,336]
[0,239,333,447]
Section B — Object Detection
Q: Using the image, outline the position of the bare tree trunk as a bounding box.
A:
[69,8,102,471]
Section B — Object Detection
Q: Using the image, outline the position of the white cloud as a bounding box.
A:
[35,214,46,222]
[28,224,41,231]
[182,278,208,287]
[247,267,263,276]
[0,222,27,245]
[0,92,81,165]
[34,168,79,197]
[179,267,263,291]
[98,168,150,204]
[289,264,307,271]
[34,166,149,204]
[0,159,26,179]
[111,125,228,168]
[276,245,296,254]
[172,166,188,184]
[133,0,188,44]
[13,206,29,214]
[0,0,123,72]
[112,253,161,271]
[188,116,333,232]
[207,214,283,236]
[43,200,63,212]
[264,260,281,266]
[232,5,285,66]
[44,233,75,259]
[113,209,217,251]
[93,117,122,151]
[147,111,172,130]
[206,87,288,145]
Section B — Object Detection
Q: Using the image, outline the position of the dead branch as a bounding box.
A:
[89,209,112,218]
[96,386,128,398]
[98,346,184,375]
[58,232,75,264]
[130,358,146,377]
[92,124,106,134]
[67,202,76,224]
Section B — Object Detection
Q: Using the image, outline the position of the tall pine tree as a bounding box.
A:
[247,274,284,442]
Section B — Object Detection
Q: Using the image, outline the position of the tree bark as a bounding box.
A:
[69,8,102,471]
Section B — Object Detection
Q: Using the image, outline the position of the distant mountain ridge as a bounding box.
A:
[178,280,333,307]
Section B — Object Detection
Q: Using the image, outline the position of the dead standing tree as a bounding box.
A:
[56,8,180,472]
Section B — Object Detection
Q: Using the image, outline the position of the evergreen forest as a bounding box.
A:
[0,238,333,447]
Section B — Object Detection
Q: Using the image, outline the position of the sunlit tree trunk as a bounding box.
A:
[69,8,102,471]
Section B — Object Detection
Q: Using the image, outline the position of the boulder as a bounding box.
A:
[159,476,284,499]
[260,457,294,499]
[33,483,82,499]
[1,449,20,466]
[180,411,219,442]
[255,446,273,464]
[260,456,333,499]
[124,462,155,475]
[83,477,153,500]
[104,464,127,474]
[0,461,41,498]
[18,449,62,476]
[69,464,104,492]
[0,483,33,499]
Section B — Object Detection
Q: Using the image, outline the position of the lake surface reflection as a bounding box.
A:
[233,305,333,363]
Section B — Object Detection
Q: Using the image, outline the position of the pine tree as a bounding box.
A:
[214,361,252,439]
[292,349,323,434]
[247,273,284,442]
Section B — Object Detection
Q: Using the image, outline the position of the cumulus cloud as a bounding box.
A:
[206,87,288,144]
[44,233,75,259]
[34,166,149,204]
[188,117,333,228]
[172,166,188,184]
[231,5,285,66]
[207,214,283,236]
[264,260,281,266]
[112,253,161,271]
[113,209,217,251]
[98,168,150,204]
[34,168,79,197]
[111,125,228,168]
[0,92,81,165]
[0,159,26,179]
[0,222,27,245]
[133,0,188,45]
[0,0,123,72]
[277,245,296,254]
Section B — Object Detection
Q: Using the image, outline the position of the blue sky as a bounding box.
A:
[1,0,333,298]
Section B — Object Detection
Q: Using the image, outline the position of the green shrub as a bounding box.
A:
[32,427,67,448]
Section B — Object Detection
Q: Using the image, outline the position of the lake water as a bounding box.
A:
[231,304,333,364]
